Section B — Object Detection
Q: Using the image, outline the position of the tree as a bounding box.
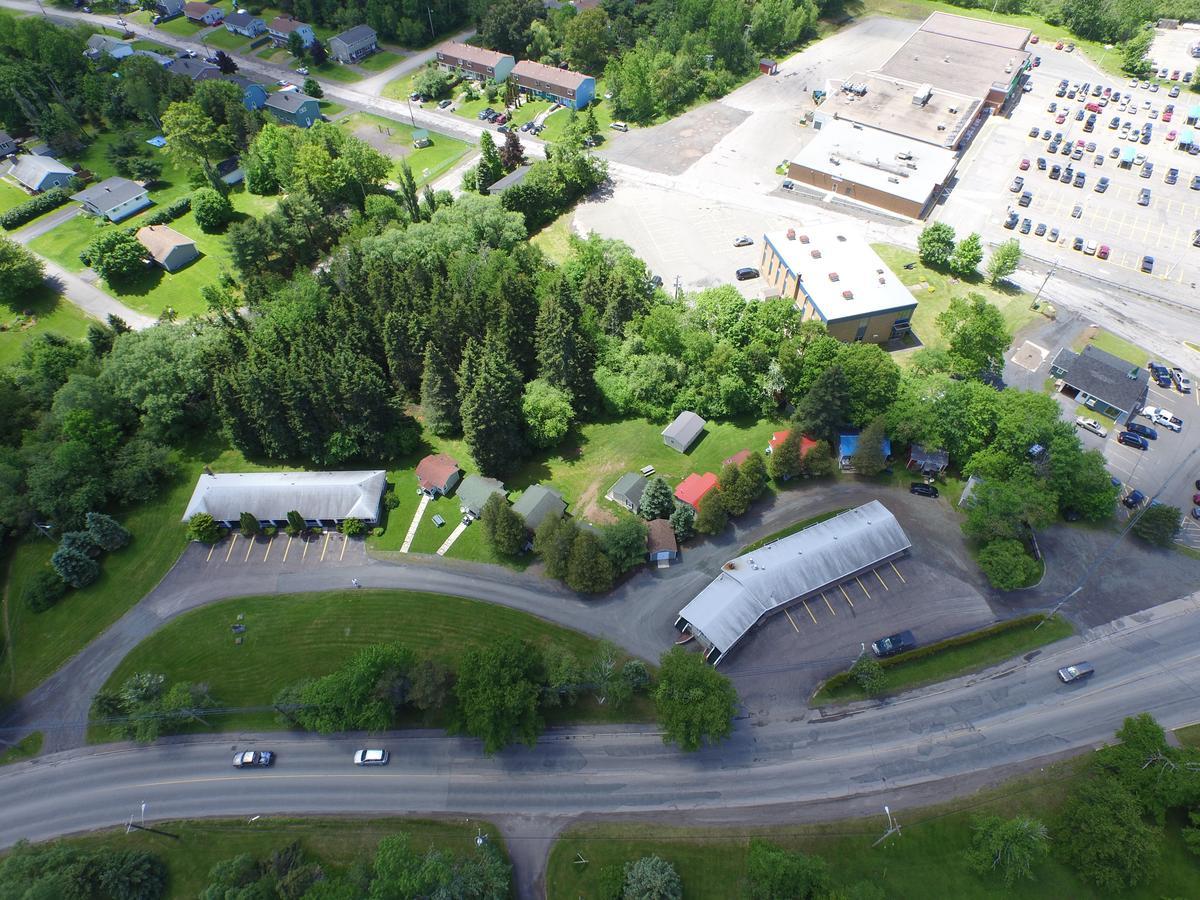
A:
[287,30,305,58]
[86,511,131,552]
[51,544,100,588]
[987,238,1022,285]
[459,332,527,477]
[239,511,259,538]
[739,452,769,504]
[0,236,44,306]
[748,840,831,900]
[534,516,577,580]
[292,643,414,733]
[286,510,306,537]
[162,100,233,183]
[420,342,460,437]
[937,294,1013,378]
[669,504,695,542]
[303,77,323,99]
[917,222,956,268]
[413,67,453,100]
[454,637,544,753]
[480,492,526,556]
[638,476,675,520]
[309,40,328,66]
[623,855,682,900]
[499,129,526,172]
[408,658,454,711]
[977,539,1041,590]
[768,430,803,482]
[566,529,615,592]
[213,50,238,74]
[850,418,889,476]
[23,568,67,613]
[535,274,594,405]
[191,187,234,233]
[522,379,574,449]
[564,8,612,74]
[478,0,544,56]
[654,646,738,751]
[694,491,728,535]
[187,512,221,543]
[1056,777,1161,891]
[963,475,1058,543]
[476,131,503,193]
[793,365,849,444]
[965,815,1050,885]
[602,518,649,572]
[948,231,984,277]
[84,230,146,282]
[850,654,886,695]
[340,517,366,537]
[836,342,900,426]
[1132,503,1182,547]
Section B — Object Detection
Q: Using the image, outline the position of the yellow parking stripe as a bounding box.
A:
[243,537,254,563]
[854,576,871,601]
[783,607,800,633]
[302,537,310,561]
[339,535,348,561]
[282,535,293,562]
[320,531,331,561]
[890,561,906,583]
[802,599,818,624]
[224,534,238,562]
[262,536,273,562]
[206,542,216,562]
[874,568,889,591]
[822,593,836,616]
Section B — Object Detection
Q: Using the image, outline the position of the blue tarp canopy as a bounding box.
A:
[1182,128,1195,146]
[839,432,892,461]
[146,136,166,148]
[1120,146,1135,162]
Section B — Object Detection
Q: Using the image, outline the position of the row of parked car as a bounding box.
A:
[869,626,1095,683]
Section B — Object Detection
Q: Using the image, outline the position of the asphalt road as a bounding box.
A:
[3,594,1199,893]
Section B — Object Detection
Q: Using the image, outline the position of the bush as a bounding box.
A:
[84,229,147,281]
[623,855,682,900]
[141,195,191,227]
[748,840,830,900]
[622,658,650,692]
[384,492,401,510]
[978,539,1040,590]
[239,511,260,538]
[51,544,100,588]
[0,188,71,230]
[23,568,68,613]
[86,511,132,552]
[340,517,366,537]
[191,187,234,232]
[850,654,886,695]
[187,512,222,543]
[372,526,384,537]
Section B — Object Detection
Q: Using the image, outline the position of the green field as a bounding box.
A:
[201,27,251,51]
[1072,327,1148,367]
[20,817,504,900]
[1176,723,1200,748]
[336,112,471,186]
[302,60,363,83]
[155,15,203,37]
[319,100,346,117]
[27,213,105,273]
[356,49,404,72]
[93,590,655,736]
[530,210,576,261]
[0,284,95,368]
[546,761,1200,899]
[0,731,42,766]
[0,444,273,706]
[812,615,1075,706]
[381,69,424,101]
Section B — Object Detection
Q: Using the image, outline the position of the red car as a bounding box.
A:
[1055,40,1064,49]
[1168,130,1177,141]
[494,113,507,125]
[1019,158,1030,170]
[1172,70,1181,80]
[1056,113,1067,124]
[1031,34,1039,43]
[1097,245,1110,260]
[1163,111,1173,122]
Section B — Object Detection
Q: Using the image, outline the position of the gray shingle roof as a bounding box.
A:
[512,484,567,531]
[332,24,376,45]
[608,472,647,507]
[662,411,705,446]
[224,11,261,27]
[458,475,506,515]
[170,57,219,79]
[678,501,911,661]
[181,471,387,523]
[70,177,146,211]
[11,154,73,188]
[487,165,530,194]
[266,90,317,113]
[1055,345,1148,414]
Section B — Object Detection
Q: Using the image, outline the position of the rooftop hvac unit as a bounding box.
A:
[799,234,810,243]
[810,249,821,258]
[828,272,839,282]
[786,227,796,240]
[842,290,854,299]
[912,82,932,106]
[948,106,958,114]
[878,276,886,284]
[888,177,900,183]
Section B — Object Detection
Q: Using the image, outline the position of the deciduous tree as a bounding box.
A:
[84,230,146,282]
[654,646,738,751]
[454,637,544,753]
[0,236,44,306]
[948,231,984,277]
[748,840,831,900]
[977,539,1041,590]
[191,187,234,233]
[522,378,574,448]
[987,238,1022,285]
[917,223,955,268]
[937,294,1012,378]
[965,815,1050,885]
[1132,503,1182,547]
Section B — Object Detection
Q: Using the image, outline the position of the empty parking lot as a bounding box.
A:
[200,530,367,571]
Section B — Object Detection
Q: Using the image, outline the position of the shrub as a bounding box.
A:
[141,195,191,227]
[978,539,1040,590]
[0,188,71,230]
[86,511,132,552]
[623,855,682,900]
[372,526,385,537]
[340,517,366,537]
[239,511,260,538]
[23,568,68,613]
[84,229,147,281]
[850,654,886,695]
[186,512,221,543]
[622,658,650,692]
[191,187,234,232]
[262,525,276,537]
[51,545,100,588]
[384,492,401,510]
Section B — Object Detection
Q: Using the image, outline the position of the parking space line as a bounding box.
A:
[302,537,310,561]
[783,607,800,633]
[890,561,906,583]
[243,537,254,563]
[320,531,331,561]
[339,536,348,561]
[874,568,889,591]
[801,599,817,624]
[262,536,273,562]
[282,535,293,562]
[854,576,870,601]
[822,593,836,616]
[224,534,238,563]
[206,542,216,562]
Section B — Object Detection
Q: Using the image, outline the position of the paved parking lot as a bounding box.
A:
[1148,27,1200,81]
[201,531,367,571]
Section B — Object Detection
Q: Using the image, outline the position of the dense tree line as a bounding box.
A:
[92,671,217,742]
[0,841,167,900]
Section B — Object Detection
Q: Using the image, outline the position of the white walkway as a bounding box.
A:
[435,520,468,556]
[398,493,430,553]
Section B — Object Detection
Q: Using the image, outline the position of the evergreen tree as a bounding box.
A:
[669,504,695,542]
[566,530,615,593]
[285,510,306,537]
[535,274,594,407]
[638,476,675,520]
[534,516,577,579]
[793,365,849,444]
[460,331,527,477]
[850,418,889,475]
[768,430,802,482]
[420,341,460,437]
[85,511,131,552]
[476,131,503,193]
[480,492,525,556]
[694,491,728,535]
[583,105,600,137]
[51,545,100,588]
[397,160,421,222]
[718,463,749,516]
[800,443,836,478]
[239,511,259,538]
[740,452,769,503]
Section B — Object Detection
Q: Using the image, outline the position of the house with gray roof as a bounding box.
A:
[329,25,377,63]
[269,15,316,48]
[181,470,387,527]
[170,57,219,79]
[513,484,567,532]
[0,132,16,157]
[676,501,911,664]
[487,165,531,195]
[606,472,647,513]
[71,177,151,221]
[265,90,320,128]
[224,11,266,36]
[1049,345,1148,424]
[11,154,74,192]
[196,70,267,109]
[458,475,507,519]
[661,410,706,453]
[155,0,186,18]
[85,34,133,61]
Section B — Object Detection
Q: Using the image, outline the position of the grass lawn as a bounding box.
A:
[1176,723,1200,748]
[356,49,404,72]
[0,284,96,368]
[27,213,102,273]
[336,112,470,186]
[155,15,203,37]
[382,70,425,101]
[257,46,291,62]
[811,615,1075,706]
[1071,326,1149,367]
[26,818,505,899]
[530,210,576,263]
[547,760,1200,899]
[0,731,42,766]
[872,243,1039,360]
[0,179,32,214]
[201,27,251,51]
[302,60,363,83]
[0,443,272,707]
[319,99,347,117]
[92,590,655,737]
[739,508,849,555]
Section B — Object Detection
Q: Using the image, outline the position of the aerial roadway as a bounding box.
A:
[3,597,1198,849]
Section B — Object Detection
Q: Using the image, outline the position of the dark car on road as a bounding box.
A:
[233,750,274,768]
[1057,662,1094,683]
[1118,431,1149,449]
[872,631,916,658]
[910,482,939,498]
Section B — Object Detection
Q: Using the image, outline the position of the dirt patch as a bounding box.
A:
[575,468,621,526]
[350,121,413,160]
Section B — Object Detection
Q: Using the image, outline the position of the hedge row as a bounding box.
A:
[141,195,191,227]
[0,188,71,230]
[819,613,1054,694]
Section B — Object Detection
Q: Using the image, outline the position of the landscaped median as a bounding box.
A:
[812,614,1074,706]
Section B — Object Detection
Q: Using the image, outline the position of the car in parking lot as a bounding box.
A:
[1060,165,1073,182]
[1142,407,1182,432]
[1072,235,1084,251]
[1170,85,1181,97]
[735,267,760,281]
[1095,176,1109,192]
[1126,422,1158,440]
[1036,156,1047,170]
[1071,204,1083,218]
[1141,163,1153,178]
[1049,163,1061,179]
[1138,188,1152,206]
[1048,226,1060,242]
[1018,190,1033,207]
[1009,176,1024,192]
[1073,172,1086,187]
[1075,416,1107,437]
[1055,112,1066,124]
[1191,175,1200,190]
[1167,168,1179,184]
[1035,222,1047,236]
[1019,218,1032,233]
[733,236,753,247]
[1118,431,1149,449]
[1018,157,1030,171]
[1097,244,1110,259]
[1004,211,1019,229]
[871,630,916,658]
[353,749,389,766]
[1084,239,1096,255]
[909,482,939,498]
[233,750,274,768]
[1123,488,1146,508]
[1171,368,1192,393]
[1148,361,1172,387]
[1109,145,1120,158]
[1057,662,1094,684]
[1029,125,1041,137]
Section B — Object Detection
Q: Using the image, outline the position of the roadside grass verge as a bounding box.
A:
[356,50,403,72]
[1176,723,1200,748]
[0,284,95,368]
[738,508,849,555]
[546,759,1200,899]
[0,731,42,765]
[18,817,505,899]
[1072,326,1149,367]
[811,614,1074,706]
[91,590,656,738]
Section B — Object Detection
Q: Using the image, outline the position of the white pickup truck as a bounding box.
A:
[1141,406,1183,432]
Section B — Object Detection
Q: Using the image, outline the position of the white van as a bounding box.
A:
[609,121,628,132]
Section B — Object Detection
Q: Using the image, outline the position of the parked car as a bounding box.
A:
[1138,188,1151,206]
[733,236,754,247]
[1097,244,1110,259]
[1048,227,1060,242]
[1020,218,1032,233]
[910,482,939,498]
[610,121,629,132]
[1019,191,1033,207]
[1123,489,1146,508]
[1171,368,1192,393]
[1004,211,1019,229]
[1141,255,1154,273]
[1118,431,1149,449]
[1141,163,1153,178]
[1167,168,1179,184]
[1037,156,1047,170]
[1019,157,1030,170]
[1071,204,1083,218]
[1035,222,1047,236]
[1073,236,1085,251]
[1148,362,1172,387]
[1095,176,1109,192]
[1073,172,1086,187]
[1057,662,1094,684]
[1009,176,1024,192]
[353,749,389,766]
[1075,416,1107,437]
[437,99,452,109]
[233,750,274,768]
[1142,406,1182,431]
[1126,422,1158,440]
[735,267,760,281]
[871,630,916,658]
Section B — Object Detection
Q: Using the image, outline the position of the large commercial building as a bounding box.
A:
[815,72,982,151]
[759,228,918,343]
[181,471,387,528]
[676,501,911,664]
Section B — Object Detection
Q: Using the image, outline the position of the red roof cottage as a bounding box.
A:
[675,472,718,510]
[415,453,461,497]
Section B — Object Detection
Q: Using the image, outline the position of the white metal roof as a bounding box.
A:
[677,501,911,659]
[181,471,387,522]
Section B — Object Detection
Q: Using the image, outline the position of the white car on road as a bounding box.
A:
[353,748,389,766]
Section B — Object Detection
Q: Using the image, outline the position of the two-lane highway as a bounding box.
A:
[4,595,1198,850]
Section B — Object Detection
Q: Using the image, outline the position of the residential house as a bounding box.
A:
[216,156,244,184]
[134,50,174,66]
[511,59,596,110]
[329,25,377,63]
[181,471,387,528]
[606,472,647,513]
[661,410,706,453]
[675,472,718,510]
[184,1,224,25]
[415,453,461,497]
[0,132,16,157]
[487,165,531,194]
[224,11,266,37]
[169,57,219,79]
[136,224,198,272]
[1049,345,1149,424]
[11,154,74,192]
[907,444,949,476]
[646,519,679,567]
[155,0,186,18]
[765,429,821,458]
[722,449,752,467]
[196,70,268,109]
[838,429,892,470]
[269,16,316,48]
[512,484,567,532]
[265,91,321,128]
[85,34,134,61]
[457,475,506,519]
[434,41,514,83]
[71,177,151,222]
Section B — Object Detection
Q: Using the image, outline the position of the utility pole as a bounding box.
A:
[1030,256,1059,310]
[873,805,902,846]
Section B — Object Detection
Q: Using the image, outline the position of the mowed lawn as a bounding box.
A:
[93,590,656,735]
[202,27,251,51]
[356,49,404,72]
[301,59,363,83]
[0,178,31,214]
[35,818,504,899]
[336,112,470,185]
[154,15,203,37]
[0,285,95,368]
[0,444,276,706]
[1072,326,1148,367]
